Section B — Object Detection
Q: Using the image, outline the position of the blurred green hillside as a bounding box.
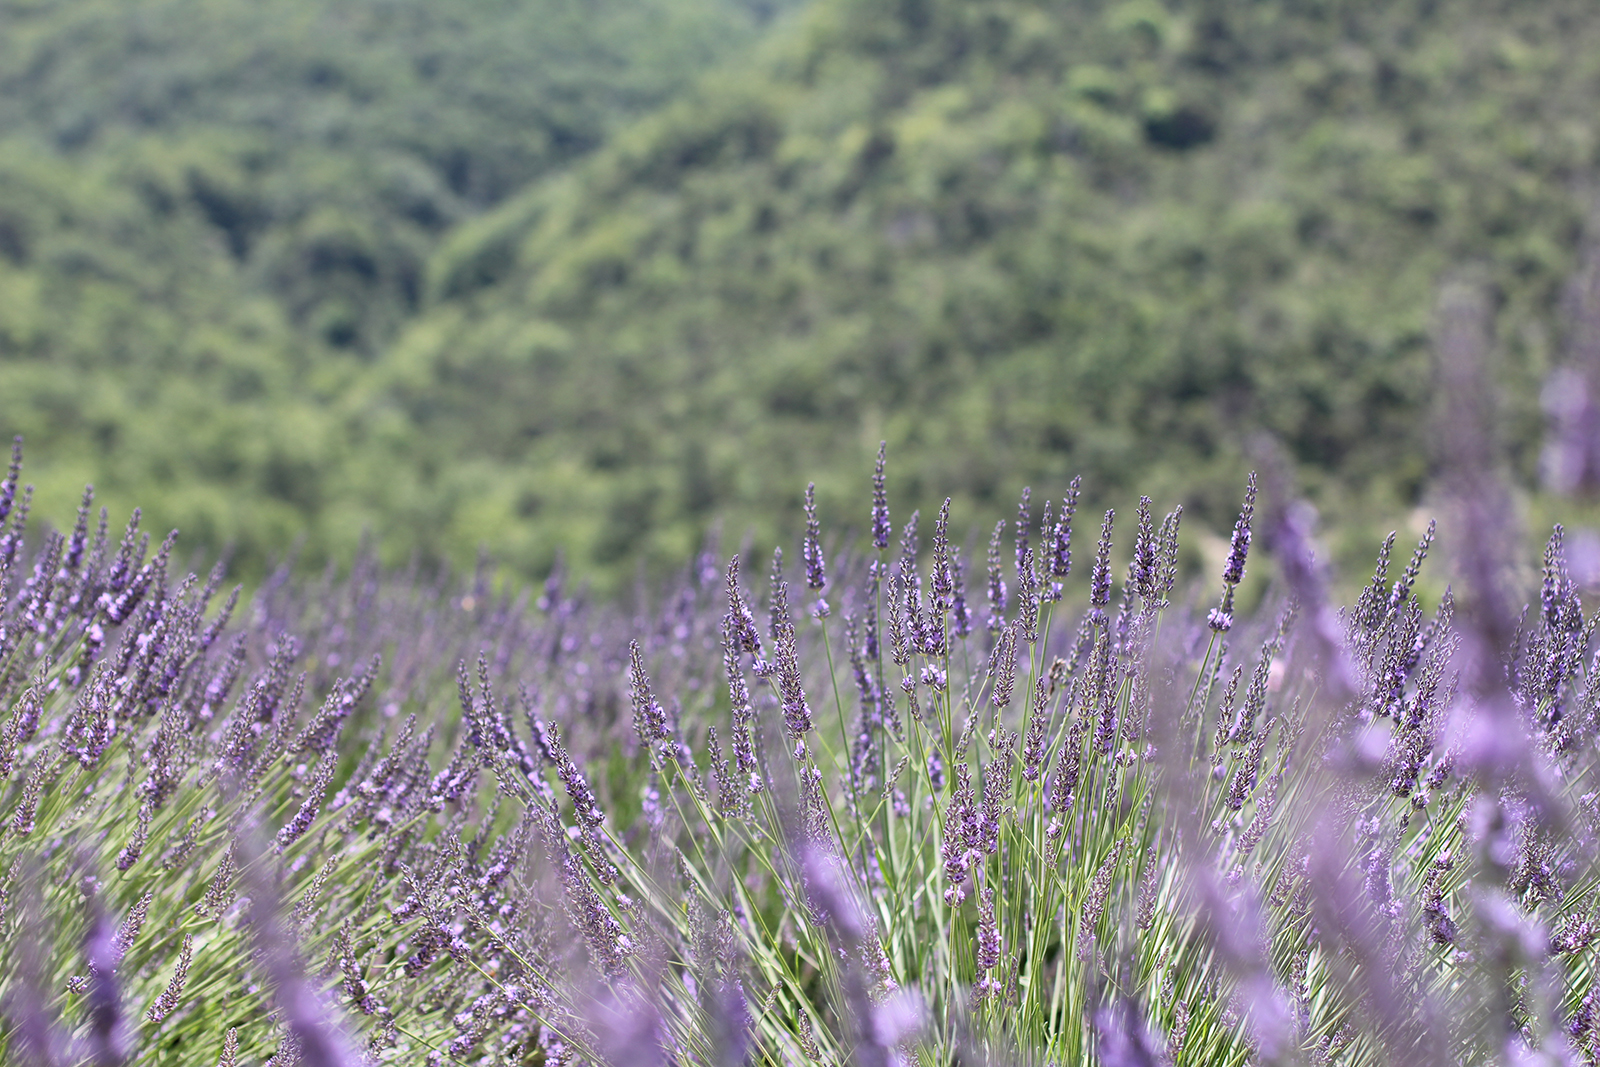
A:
[3,0,1599,589]
[0,0,784,573]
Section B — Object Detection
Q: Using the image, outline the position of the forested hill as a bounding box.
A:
[388,0,1600,583]
[5,0,1600,590]
[0,0,784,573]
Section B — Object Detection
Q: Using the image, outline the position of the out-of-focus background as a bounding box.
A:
[3,0,1599,592]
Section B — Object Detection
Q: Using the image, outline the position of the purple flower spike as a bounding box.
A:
[802,482,826,592]
[950,552,972,638]
[1014,486,1032,578]
[724,556,762,656]
[1211,473,1257,631]
[974,885,1001,1001]
[768,556,812,745]
[1131,496,1157,601]
[990,623,1018,710]
[629,641,670,748]
[986,521,1008,632]
[1222,471,1257,588]
[871,441,891,551]
[1050,476,1081,579]
[1090,510,1115,609]
[930,498,954,614]
[277,752,338,850]
[145,934,194,1023]
[0,436,21,528]
[897,512,919,582]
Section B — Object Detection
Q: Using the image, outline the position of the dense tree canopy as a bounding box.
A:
[2,0,1597,589]
[0,0,781,575]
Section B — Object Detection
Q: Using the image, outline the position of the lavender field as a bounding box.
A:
[0,432,1594,1067]
[7,0,1600,1061]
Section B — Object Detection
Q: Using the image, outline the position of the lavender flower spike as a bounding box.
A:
[768,558,812,750]
[986,520,1008,632]
[950,551,972,638]
[931,497,954,614]
[278,751,338,850]
[1015,486,1032,577]
[724,556,762,656]
[1131,496,1157,602]
[1209,471,1256,632]
[802,482,826,592]
[991,623,1018,710]
[974,885,1002,1001]
[1049,476,1081,579]
[0,436,21,527]
[629,641,670,748]
[1222,471,1257,587]
[871,441,891,551]
[1090,510,1115,610]
[145,934,194,1023]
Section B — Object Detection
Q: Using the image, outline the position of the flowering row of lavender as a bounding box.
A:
[0,436,1596,1066]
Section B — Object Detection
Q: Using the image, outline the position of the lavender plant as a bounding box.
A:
[0,436,1596,1067]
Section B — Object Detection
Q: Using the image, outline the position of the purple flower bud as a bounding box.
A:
[1390,519,1435,612]
[11,759,46,836]
[81,902,130,1064]
[969,885,1002,1003]
[801,483,826,591]
[1078,838,1126,961]
[145,934,194,1023]
[769,570,811,745]
[0,437,21,528]
[979,734,1013,856]
[897,512,919,585]
[278,752,338,850]
[1130,496,1157,601]
[65,674,115,767]
[1221,472,1257,588]
[886,574,912,668]
[240,839,365,1067]
[1052,716,1085,813]
[864,560,882,658]
[1014,486,1032,578]
[986,521,1008,632]
[1049,477,1081,579]
[1540,524,1582,633]
[930,498,954,614]
[941,767,974,905]
[871,441,891,551]
[724,556,762,657]
[1022,668,1058,782]
[950,552,972,638]
[767,548,786,642]
[0,482,30,570]
[628,641,670,748]
[332,923,385,1017]
[114,892,153,963]
[990,623,1018,710]
[1090,510,1115,609]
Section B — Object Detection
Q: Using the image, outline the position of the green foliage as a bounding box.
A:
[377,0,1600,589]
[0,0,780,578]
[4,0,1600,593]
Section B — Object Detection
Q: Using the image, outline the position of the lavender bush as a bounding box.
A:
[0,436,1596,1066]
